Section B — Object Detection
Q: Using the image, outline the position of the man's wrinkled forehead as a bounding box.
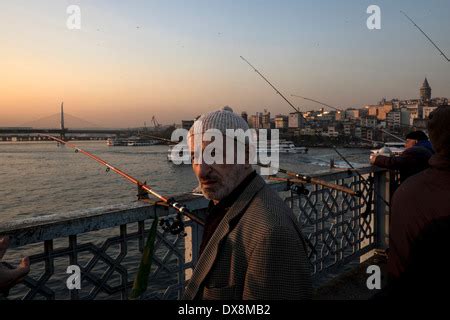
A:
[188,135,209,151]
[188,132,226,150]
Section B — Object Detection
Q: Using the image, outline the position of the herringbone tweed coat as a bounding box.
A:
[183,174,312,300]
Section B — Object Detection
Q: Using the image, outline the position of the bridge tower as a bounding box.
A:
[60,102,67,141]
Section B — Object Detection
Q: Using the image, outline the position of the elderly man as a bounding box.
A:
[385,107,450,295]
[0,236,30,299]
[370,130,434,183]
[182,107,312,300]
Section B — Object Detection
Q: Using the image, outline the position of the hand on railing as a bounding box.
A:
[0,236,30,298]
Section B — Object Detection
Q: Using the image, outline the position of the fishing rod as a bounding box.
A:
[140,128,356,195]
[268,176,310,195]
[240,56,302,113]
[291,94,343,112]
[291,94,407,142]
[240,57,364,168]
[40,134,204,232]
[240,57,378,162]
[240,56,397,144]
[401,11,450,62]
[240,58,390,211]
[290,94,399,143]
[243,57,411,150]
[278,167,361,196]
[258,163,360,196]
[144,128,356,195]
[269,173,361,197]
[378,129,405,143]
[141,130,358,196]
[332,146,390,208]
[333,145,390,213]
[137,133,178,145]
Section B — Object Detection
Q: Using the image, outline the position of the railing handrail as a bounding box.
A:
[0,194,210,248]
[1,166,385,249]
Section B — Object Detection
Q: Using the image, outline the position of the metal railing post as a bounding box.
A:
[374,170,389,249]
[184,219,203,282]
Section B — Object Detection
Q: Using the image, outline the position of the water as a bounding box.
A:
[0,141,197,221]
[0,141,371,221]
[0,141,372,299]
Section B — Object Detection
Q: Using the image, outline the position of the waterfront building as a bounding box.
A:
[289,112,305,128]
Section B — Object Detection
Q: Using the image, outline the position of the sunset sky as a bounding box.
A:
[1,0,449,127]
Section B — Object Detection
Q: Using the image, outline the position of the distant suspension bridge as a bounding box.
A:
[0,103,161,142]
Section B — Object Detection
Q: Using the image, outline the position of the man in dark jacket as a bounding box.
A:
[387,106,450,291]
[380,216,450,298]
[370,130,434,182]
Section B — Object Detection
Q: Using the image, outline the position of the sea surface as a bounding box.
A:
[0,141,371,221]
[0,141,372,299]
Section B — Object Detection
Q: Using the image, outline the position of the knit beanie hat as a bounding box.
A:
[189,106,251,144]
[405,130,429,141]
[428,106,450,156]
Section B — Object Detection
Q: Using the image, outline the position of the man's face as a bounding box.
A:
[405,139,417,149]
[189,136,248,202]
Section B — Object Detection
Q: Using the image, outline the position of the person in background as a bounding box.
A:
[0,236,30,299]
[385,107,450,296]
[370,130,434,183]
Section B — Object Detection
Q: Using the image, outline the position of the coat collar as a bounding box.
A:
[183,174,266,299]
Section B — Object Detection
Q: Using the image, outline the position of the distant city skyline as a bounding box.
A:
[1,0,450,127]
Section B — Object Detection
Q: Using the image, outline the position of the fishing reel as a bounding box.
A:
[159,214,186,236]
[291,183,309,196]
[284,179,309,196]
[159,199,189,236]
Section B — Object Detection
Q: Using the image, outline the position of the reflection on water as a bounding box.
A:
[0,141,370,220]
[0,141,371,299]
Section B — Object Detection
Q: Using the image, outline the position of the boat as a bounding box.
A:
[167,139,308,164]
[257,140,308,154]
[107,137,158,147]
[167,144,190,163]
[107,138,127,146]
[126,140,158,146]
[371,142,405,156]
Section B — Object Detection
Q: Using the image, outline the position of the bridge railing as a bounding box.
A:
[0,167,391,300]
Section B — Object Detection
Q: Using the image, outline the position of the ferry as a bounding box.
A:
[257,140,308,154]
[167,139,309,164]
[167,144,190,163]
[371,142,405,156]
[107,137,159,147]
